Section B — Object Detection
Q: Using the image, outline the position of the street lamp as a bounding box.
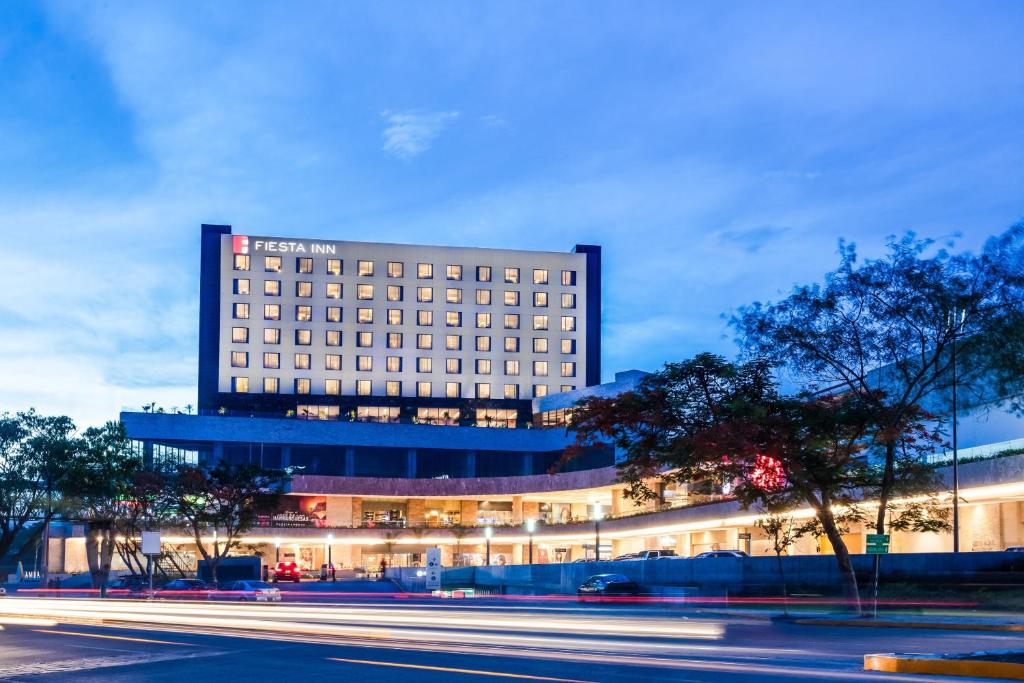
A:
[484,526,493,566]
[950,307,967,553]
[525,518,536,565]
[592,503,604,561]
[274,537,281,563]
[327,533,334,580]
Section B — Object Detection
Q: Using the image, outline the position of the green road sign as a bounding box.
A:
[866,544,889,554]
[866,534,891,544]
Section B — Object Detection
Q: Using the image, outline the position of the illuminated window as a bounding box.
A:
[357,355,373,371]
[504,384,519,399]
[417,286,433,302]
[325,354,341,371]
[263,352,280,369]
[387,309,403,325]
[561,270,576,286]
[446,264,462,280]
[446,335,462,350]
[446,288,462,304]
[475,335,491,352]
[233,254,250,271]
[356,406,400,424]
[263,377,278,394]
[326,330,341,346]
[231,351,248,368]
[264,256,281,272]
[263,304,280,321]
[386,356,402,372]
[476,359,491,374]
[327,259,342,276]
[504,290,519,306]
[357,331,373,347]
[417,357,432,373]
[358,260,374,276]
[533,269,549,285]
[533,338,548,353]
[296,257,313,274]
[388,261,404,278]
[417,263,433,279]
[561,338,576,354]
[476,407,517,426]
[417,310,433,326]
[533,384,548,398]
[446,358,462,374]
[387,285,403,301]
[504,359,520,375]
[561,316,576,332]
[561,293,576,309]
[504,314,519,329]
[326,282,342,299]
[561,361,576,377]
[325,379,340,395]
[475,383,491,399]
[232,377,248,393]
[387,332,403,349]
[504,267,520,284]
[263,280,280,296]
[533,315,548,330]
[326,306,342,323]
[295,305,312,322]
[357,308,373,323]
[233,278,250,295]
[386,380,401,397]
[504,336,519,352]
[294,353,311,370]
[534,292,548,307]
[295,378,311,395]
[356,380,371,396]
[296,281,312,297]
[233,303,250,319]
[476,312,491,328]
[264,328,281,344]
[416,333,433,349]
[476,289,491,305]
[446,311,462,327]
[561,384,576,393]
[533,361,548,376]
[357,284,373,300]
[445,383,461,399]
[417,381,432,398]
[231,327,249,343]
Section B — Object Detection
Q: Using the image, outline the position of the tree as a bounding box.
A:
[165,461,287,584]
[733,226,1024,542]
[755,513,802,614]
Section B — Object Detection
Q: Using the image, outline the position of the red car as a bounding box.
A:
[272,561,302,583]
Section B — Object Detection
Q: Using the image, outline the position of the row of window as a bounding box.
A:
[230,327,577,353]
[233,255,578,286]
[231,377,574,399]
[229,350,576,376]
[295,405,519,428]
[231,303,577,330]
[233,279,577,308]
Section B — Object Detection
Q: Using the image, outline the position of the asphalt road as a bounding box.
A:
[0,597,1018,682]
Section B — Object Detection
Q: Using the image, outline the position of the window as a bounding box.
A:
[387,332,403,349]
[417,286,433,302]
[417,263,433,279]
[504,290,519,306]
[357,308,373,323]
[232,376,249,393]
[417,310,433,326]
[476,265,492,282]
[533,269,549,285]
[446,264,462,280]
[326,282,342,299]
[356,406,400,424]
[326,306,342,323]
[295,305,312,322]
[561,384,576,393]
[475,335,491,352]
[504,336,519,352]
[561,316,576,332]
[561,338,576,354]
[295,378,311,394]
[387,309,403,325]
[475,408,518,429]
[263,280,280,296]
[231,327,249,343]
[386,356,402,372]
[263,304,280,320]
[325,354,341,371]
[294,353,311,370]
[231,351,248,368]
[561,361,576,377]
[356,380,371,396]
[475,383,491,399]
[357,355,373,371]
[357,284,374,300]
[446,288,462,304]
[295,329,312,345]
[416,333,433,349]
[533,315,549,330]
[386,380,401,397]
[357,331,373,347]
[264,256,281,272]
[446,311,462,327]
[476,289,491,305]
[233,254,250,271]
[446,358,462,374]
[387,261,404,278]
[476,359,491,374]
[264,328,281,344]
[445,383,461,399]
[233,278,250,295]
[561,293,576,309]
[326,330,341,346]
[445,334,462,350]
[325,379,340,395]
[296,281,312,297]
[504,314,519,329]
[417,357,432,373]
[534,292,548,307]
[387,285,403,301]
[233,303,250,319]
[358,260,374,276]
[296,257,313,274]
[504,267,520,284]
[533,384,548,398]
[327,259,342,276]
[504,384,519,399]
[533,337,548,353]
[263,377,278,394]
[417,381,432,398]
[476,312,491,328]
[533,360,549,376]
[505,359,520,375]
[562,270,577,286]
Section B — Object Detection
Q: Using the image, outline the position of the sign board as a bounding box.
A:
[865,544,889,555]
[738,533,751,541]
[866,534,890,544]
[141,531,162,556]
[425,547,442,590]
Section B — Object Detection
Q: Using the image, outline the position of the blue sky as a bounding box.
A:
[1,1,1022,426]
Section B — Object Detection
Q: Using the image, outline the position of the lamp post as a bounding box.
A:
[592,503,604,561]
[327,533,334,578]
[525,518,536,565]
[950,308,966,553]
[274,537,281,563]
[484,526,493,566]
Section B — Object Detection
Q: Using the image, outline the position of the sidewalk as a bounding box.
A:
[697,607,1024,632]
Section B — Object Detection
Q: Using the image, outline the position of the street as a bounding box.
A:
[0,597,1018,682]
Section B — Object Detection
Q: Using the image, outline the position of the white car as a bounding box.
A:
[209,580,281,602]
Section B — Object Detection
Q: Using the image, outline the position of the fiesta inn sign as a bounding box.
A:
[233,235,337,255]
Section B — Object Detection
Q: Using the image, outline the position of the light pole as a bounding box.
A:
[327,533,334,580]
[592,503,604,561]
[484,526,493,566]
[274,537,281,563]
[525,518,536,565]
[950,308,966,553]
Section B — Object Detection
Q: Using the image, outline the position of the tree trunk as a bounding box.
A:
[819,508,861,614]
[84,526,115,597]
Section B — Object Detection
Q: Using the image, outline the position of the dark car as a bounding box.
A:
[158,579,212,598]
[577,573,640,597]
[694,550,749,558]
[106,575,150,596]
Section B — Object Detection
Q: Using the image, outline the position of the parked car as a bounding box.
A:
[577,573,640,597]
[106,575,151,596]
[612,553,639,561]
[209,580,282,602]
[157,579,212,598]
[694,550,749,559]
[1006,546,1024,552]
[272,561,302,583]
[634,550,678,560]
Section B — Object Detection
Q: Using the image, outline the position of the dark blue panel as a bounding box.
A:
[574,244,601,386]
[198,224,230,411]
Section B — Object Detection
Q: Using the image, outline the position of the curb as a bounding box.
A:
[865,653,1024,680]
[795,618,1024,632]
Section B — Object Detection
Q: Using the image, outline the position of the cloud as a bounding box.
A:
[381,110,459,159]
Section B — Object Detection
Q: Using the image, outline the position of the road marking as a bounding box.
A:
[32,628,198,647]
[327,657,595,681]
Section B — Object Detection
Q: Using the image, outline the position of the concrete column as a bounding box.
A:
[325,496,354,527]
[511,496,524,524]
[460,500,479,527]
[351,497,363,527]
[407,449,417,478]
[143,441,154,469]
[344,447,355,476]
[511,543,524,565]
[675,533,691,557]
[610,487,624,516]
[440,544,454,567]
[407,499,427,526]
[522,501,540,523]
